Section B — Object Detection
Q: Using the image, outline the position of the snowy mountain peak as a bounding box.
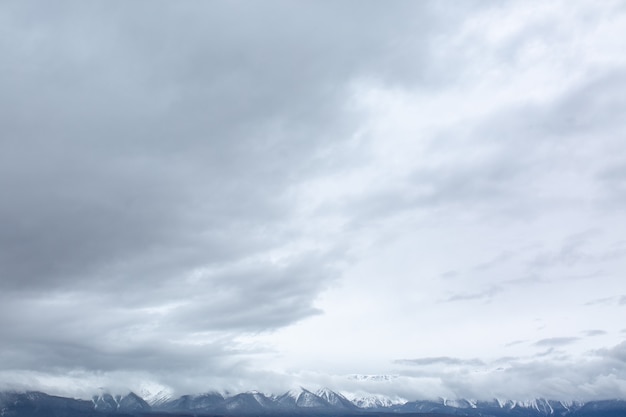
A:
[92,392,150,412]
[348,374,399,382]
[118,392,150,411]
[316,387,335,398]
[315,388,356,409]
[345,393,407,409]
[284,387,309,399]
[92,393,118,411]
[278,387,329,408]
[440,398,476,409]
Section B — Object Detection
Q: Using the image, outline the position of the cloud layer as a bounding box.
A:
[1,0,626,401]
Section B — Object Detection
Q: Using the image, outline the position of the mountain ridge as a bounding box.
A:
[2,389,626,417]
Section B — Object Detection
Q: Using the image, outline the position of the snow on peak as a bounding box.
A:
[315,388,355,408]
[317,388,341,401]
[344,393,407,408]
[137,383,174,406]
[285,387,307,399]
[348,374,399,382]
[441,398,475,409]
[278,387,329,408]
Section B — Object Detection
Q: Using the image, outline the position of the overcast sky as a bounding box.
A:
[2,0,626,403]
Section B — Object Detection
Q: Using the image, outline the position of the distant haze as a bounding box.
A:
[1,0,626,402]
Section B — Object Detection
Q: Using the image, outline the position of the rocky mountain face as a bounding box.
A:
[0,392,96,417]
[2,389,626,417]
[92,393,150,413]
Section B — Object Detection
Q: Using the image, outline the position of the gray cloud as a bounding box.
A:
[395,357,485,367]
[387,342,626,401]
[534,337,580,347]
[0,0,448,381]
[533,348,563,358]
[583,330,607,337]
[444,286,503,303]
[594,342,626,363]
[439,270,458,279]
[585,296,617,306]
[585,295,626,307]
[473,251,515,271]
[340,66,626,228]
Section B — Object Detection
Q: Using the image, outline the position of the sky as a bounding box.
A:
[1,0,626,403]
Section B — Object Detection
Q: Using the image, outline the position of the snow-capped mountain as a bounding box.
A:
[159,387,367,413]
[316,388,358,409]
[397,397,589,416]
[276,387,330,408]
[222,391,276,412]
[137,388,172,407]
[92,392,150,412]
[158,391,225,411]
[2,389,626,417]
[93,393,118,412]
[348,374,399,382]
[344,393,407,409]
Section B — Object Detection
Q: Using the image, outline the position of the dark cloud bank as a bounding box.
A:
[0,0,454,390]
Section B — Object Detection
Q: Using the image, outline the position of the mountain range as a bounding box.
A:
[2,388,626,417]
